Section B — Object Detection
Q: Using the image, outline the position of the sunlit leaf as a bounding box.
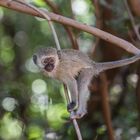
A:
[27,125,44,140]
[33,0,46,7]
[47,103,69,130]
[0,113,23,140]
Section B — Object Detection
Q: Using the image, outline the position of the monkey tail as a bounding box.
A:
[95,54,140,73]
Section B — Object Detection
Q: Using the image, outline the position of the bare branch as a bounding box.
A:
[63,84,83,140]
[0,0,140,54]
[92,0,103,54]
[124,0,140,40]
[72,119,82,140]
[14,0,62,50]
[99,73,115,140]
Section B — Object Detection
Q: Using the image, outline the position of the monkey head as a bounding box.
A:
[33,47,59,73]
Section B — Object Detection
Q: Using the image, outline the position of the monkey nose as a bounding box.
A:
[33,55,37,65]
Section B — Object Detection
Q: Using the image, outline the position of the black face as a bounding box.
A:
[43,57,55,72]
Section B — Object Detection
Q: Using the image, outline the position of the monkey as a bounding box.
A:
[33,47,140,119]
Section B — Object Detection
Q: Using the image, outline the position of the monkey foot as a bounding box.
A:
[70,110,87,119]
[67,101,78,112]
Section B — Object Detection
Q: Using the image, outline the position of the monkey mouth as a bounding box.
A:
[44,64,54,72]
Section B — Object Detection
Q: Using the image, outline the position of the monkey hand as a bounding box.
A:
[67,101,78,112]
[70,108,87,119]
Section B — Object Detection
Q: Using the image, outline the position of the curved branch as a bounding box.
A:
[0,0,140,54]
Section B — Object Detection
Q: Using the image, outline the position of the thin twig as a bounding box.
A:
[43,0,79,49]
[1,0,140,54]
[136,64,140,124]
[14,0,61,50]
[63,84,83,140]
[99,73,115,140]
[124,0,140,40]
[92,1,115,140]
[63,84,71,103]
[92,0,103,55]
[72,119,82,140]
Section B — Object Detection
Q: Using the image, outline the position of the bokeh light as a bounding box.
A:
[111,84,122,95]
[0,8,4,20]
[0,36,15,64]
[0,114,23,140]
[72,0,88,15]
[45,132,61,140]
[127,74,138,88]
[25,57,40,73]
[136,137,140,140]
[32,79,47,94]
[14,31,28,47]
[2,97,17,112]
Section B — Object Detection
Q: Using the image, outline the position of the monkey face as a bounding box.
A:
[42,57,55,72]
[33,55,55,72]
[33,47,59,74]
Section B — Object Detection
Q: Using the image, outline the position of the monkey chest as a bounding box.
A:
[54,62,86,82]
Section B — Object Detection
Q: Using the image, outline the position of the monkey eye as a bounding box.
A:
[43,58,48,64]
[49,59,55,63]
[42,57,54,65]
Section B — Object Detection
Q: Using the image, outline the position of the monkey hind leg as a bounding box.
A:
[67,101,77,111]
[70,68,93,119]
[66,78,79,112]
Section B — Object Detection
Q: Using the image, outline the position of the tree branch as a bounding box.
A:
[92,0,103,54]
[0,0,140,54]
[63,84,83,140]
[99,73,115,140]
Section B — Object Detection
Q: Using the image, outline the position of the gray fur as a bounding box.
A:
[33,47,140,119]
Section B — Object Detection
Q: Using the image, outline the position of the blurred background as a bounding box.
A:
[0,0,140,140]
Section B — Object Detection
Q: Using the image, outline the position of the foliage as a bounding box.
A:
[0,0,140,140]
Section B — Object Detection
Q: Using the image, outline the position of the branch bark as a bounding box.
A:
[0,0,140,54]
[136,63,140,124]
[124,0,140,40]
[99,73,115,140]
[92,0,103,54]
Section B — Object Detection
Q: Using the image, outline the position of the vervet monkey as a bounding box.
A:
[33,47,140,119]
